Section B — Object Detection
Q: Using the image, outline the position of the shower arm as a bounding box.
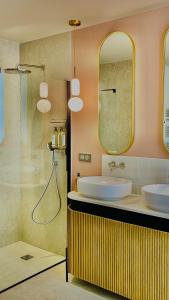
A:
[18,64,46,80]
[18,64,45,71]
[1,65,46,78]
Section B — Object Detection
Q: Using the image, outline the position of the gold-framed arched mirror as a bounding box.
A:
[163,29,169,151]
[99,32,135,154]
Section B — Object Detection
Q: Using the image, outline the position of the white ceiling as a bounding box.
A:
[0,0,169,43]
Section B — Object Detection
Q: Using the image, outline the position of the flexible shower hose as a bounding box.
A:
[31,151,61,225]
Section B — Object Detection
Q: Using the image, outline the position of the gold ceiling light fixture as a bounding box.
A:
[69,20,81,27]
[68,19,84,112]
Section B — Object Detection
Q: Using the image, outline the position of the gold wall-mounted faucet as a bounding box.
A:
[108,161,126,170]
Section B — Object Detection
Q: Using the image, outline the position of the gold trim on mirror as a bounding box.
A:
[98,31,135,155]
[162,28,169,153]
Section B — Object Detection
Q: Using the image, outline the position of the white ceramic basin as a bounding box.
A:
[77,176,132,200]
[142,184,169,213]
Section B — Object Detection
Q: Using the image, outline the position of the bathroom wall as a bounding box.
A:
[102,154,169,194]
[99,60,132,153]
[20,32,72,255]
[0,39,21,247]
[71,5,169,183]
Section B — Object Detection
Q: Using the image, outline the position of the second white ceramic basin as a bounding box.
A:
[77,176,132,200]
[142,184,169,213]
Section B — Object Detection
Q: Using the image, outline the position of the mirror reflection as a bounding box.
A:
[99,32,134,154]
[163,30,169,151]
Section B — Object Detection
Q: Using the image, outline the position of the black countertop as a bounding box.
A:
[68,197,169,233]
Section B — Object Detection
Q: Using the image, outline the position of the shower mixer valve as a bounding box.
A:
[47,141,57,151]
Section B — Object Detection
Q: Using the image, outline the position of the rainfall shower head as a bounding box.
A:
[4,67,31,74]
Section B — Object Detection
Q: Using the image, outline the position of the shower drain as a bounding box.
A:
[20,254,34,260]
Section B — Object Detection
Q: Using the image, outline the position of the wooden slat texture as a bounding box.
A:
[68,208,169,300]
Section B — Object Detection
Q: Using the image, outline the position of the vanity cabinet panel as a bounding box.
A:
[68,207,169,300]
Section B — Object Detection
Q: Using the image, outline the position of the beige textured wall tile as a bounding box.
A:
[0,39,21,247]
[99,60,132,153]
[20,32,71,255]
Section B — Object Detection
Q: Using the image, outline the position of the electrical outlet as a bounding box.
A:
[79,153,91,162]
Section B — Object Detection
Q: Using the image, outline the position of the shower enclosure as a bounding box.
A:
[0,64,68,292]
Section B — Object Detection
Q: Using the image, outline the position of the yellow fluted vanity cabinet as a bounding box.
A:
[68,199,169,300]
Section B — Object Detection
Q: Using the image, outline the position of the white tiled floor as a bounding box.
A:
[0,263,126,299]
[0,241,65,292]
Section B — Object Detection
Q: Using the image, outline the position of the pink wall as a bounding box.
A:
[71,6,169,184]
